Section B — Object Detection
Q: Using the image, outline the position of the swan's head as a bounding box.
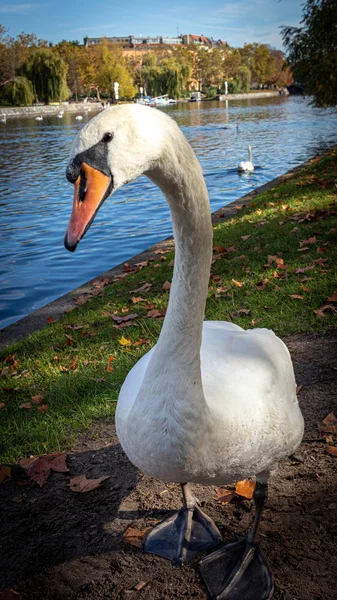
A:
[64,104,172,251]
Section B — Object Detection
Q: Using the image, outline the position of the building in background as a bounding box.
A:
[83,34,227,49]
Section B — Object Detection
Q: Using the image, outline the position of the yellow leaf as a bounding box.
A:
[235,479,256,499]
[119,336,132,346]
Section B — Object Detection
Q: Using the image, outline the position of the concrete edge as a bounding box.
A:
[0,151,328,351]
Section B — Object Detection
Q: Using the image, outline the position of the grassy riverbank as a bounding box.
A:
[1,149,336,463]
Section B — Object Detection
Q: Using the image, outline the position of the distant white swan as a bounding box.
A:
[238,144,254,172]
[35,116,43,121]
[75,115,83,120]
[0,115,6,123]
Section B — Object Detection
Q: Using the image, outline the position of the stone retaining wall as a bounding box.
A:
[217,91,283,101]
[0,102,102,119]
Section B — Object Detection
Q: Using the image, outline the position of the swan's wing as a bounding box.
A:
[116,346,155,428]
[201,321,299,416]
[200,321,304,467]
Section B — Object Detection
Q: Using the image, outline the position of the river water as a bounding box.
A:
[0,96,336,329]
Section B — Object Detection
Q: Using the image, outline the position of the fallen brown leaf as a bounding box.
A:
[327,446,337,457]
[327,292,337,303]
[47,316,55,324]
[134,260,149,268]
[0,590,22,600]
[19,402,31,409]
[296,385,303,395]
[213,244,227,253]
[313,304,337,318]
[256,280,268,291]
[299,236,317,246]
[132,338,148,346]
[130,283,152,294]
[69,356,78,370]
[131,296,146,304]
[251,318,262,326]
[147,308,165,318]
[288,295,304,300]
[22,453,68,487]
[0,402,5,409]
[296,265,315,274]
[232,279,244,287]
[122,526,153,548]
[0,465,11,484]
[65,334,76,346]
[162,281,171,291]
[106,355,114,372]
[132,581,147,592]
[235,479,256,499]
[69,474,110,493]
[319,412,337,436]
[113,321,137,329]
[111,313,138,324]
[37,404,48,413]
[31,394,44,405]
[214,487,236,504]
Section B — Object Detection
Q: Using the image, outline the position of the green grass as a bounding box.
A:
[1,149,337,463]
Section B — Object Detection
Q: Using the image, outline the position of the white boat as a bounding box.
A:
[135,96,156,107]
[190,91,202,102]
[153,95,177,106]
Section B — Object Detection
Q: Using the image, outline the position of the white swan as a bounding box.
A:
[0,115,6,123]
[238,144,254,172]
[35,115,43,121]
[75,115,83,120]
[64,105,304,598]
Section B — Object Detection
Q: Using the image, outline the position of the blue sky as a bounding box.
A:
[0,0,304,49]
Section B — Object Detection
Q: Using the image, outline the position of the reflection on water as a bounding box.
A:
[0,97,337,328]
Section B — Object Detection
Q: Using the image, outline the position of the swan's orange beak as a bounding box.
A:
[64,162,111,252]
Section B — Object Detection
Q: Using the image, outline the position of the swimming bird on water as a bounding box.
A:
[35,115,43,121]
[238,144,254,172]
[64,105,304,599]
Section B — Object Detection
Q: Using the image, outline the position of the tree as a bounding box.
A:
[4,76,34,105]
[282,0,337,106]
[239,43,275,87]
[20,48,69,103]
[95,44,136,99]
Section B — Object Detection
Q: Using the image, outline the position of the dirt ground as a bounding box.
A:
[1,331,337,600]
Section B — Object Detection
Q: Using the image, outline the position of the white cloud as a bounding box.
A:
[0,4,41,13]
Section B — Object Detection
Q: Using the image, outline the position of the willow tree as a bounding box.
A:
[5,76,34,105]
[21,48,69,104]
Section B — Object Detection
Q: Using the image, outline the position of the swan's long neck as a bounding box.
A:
[248,145,252,163]
[145,134,213,382]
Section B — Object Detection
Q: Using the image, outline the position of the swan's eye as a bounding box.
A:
[102,132,113,143]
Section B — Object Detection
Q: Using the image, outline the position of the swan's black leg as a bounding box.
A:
[143,483,222,565]
[199,479,274,599]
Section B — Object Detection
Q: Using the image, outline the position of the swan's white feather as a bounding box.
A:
[116,321,303,485]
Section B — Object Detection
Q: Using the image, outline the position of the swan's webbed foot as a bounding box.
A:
[199,480,273,599]
[199,538,273,599]
[143,483,222,564]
